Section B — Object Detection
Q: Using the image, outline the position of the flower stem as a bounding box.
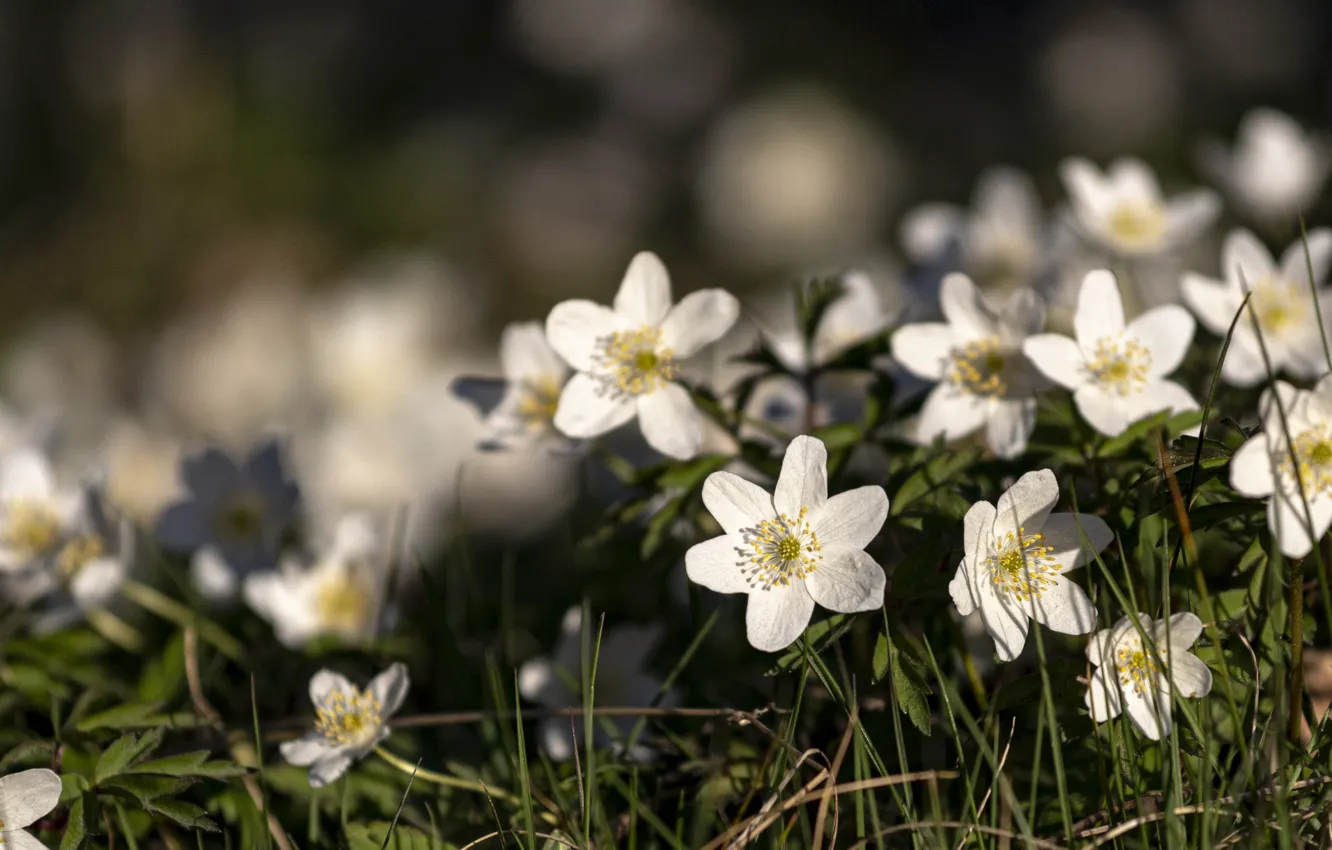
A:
[1287,556,1307,747]
[119,579,245,662]
[373,746,517,804]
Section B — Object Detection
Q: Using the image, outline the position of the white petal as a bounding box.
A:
[1229,436,1275,497]
[1127,306,1195,378]
[899,203,964,262]
[659,289,740,358]
[614,251,673,326]
[552,374,637,439]
[684,535,750,594]
[1269,494,1332,559]
[1169,652,1213,699]
[1074,270,1126,352]
[0,450,54,502]
[963,501,998,567]
[1258,381,1302,433]
[637,383,702,460]
[1280,228,1332,288]
[1059,158,1113,220]
[539,719,576,761]
[939,273,998,340]
[890,323,957,382]
[1181,273,1242,336]
[978,589,1031,662]
[1109,158,1162,202]
[308,750,356,788]
[1124,688,1171,740]
[501,322,566,382]
[1163,191,1221,245]
[545,300,625,372]
[369,663,410,718]
[916,385,988,444]
[774,435,828,517]
[280,733,333,767]
[1074,384,1130,437]
[986,398,1036,460]
[1219,338,1268,388]
[997,286,1047,340]
[1223,228,1277,288]
[812,486,888,550]
[992,469,1058,539]
[1085,669,1123,723]
[745,584,816,652]
[0,768,62,829]
[1022,334,1087,390]
[976,167,1042,231]
[950,561,977,617]
[1028,581,1097,636]
[518,658,562,705]
[805,547,885,613]
[701,472,774,536]
[190,548,239,602]
[1039,513,1114,571]
[309,670,356,705]
[4,829,53,850]
[1121,380,1199,427]
[70,558,127,610]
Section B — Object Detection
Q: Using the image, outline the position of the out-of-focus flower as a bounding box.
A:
[546,251,738,460]
[767,272,894,373]
[100,419,183,527]
[280,663,409,788]
[1060,158,1219,258]
[243,515,383,649]
[154,440,300,602]
[685,436,887,652]
[518,606,671,761]
[949,469,1111,662]
[1024,270,1198,437]
[0,767,63,846]
[0,447,84,574]
[1230,376,1332,559]
[900,167,1047,295]
[1086,612,1212,741]
[1200,109,1330,230]
[454,322,573,452]
[890,273,1046,459]
[1182,228,1332,386]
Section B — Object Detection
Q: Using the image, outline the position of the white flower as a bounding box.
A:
[767,272,894,372]
[1201,108,1330,228]
[1230,375,1332,558]
[1085,612,1213,740]
[0,447,84,574]
[154,440,300,602]
[949,469,1112,662]
[280,663,410,788]
[243,515,383,648]
[1182,228,1332,387]
[546,251,739,460]
[518,606,672,761]
[900,167,1046,293]
[1060,157,1219,256]
[457,322,573,451]
[685,435,887,652]
[0,767,62,848]
[890,273,1046,459]
[1023,269,1199,437]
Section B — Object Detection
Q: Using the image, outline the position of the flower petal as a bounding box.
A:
[813,486,888,550]
[501,322,567,382]
[701,471,774,536]
[774,435,828,517]
[1039,513,1114,571]
[552,373,637,439]
[659,289,740,358]
[1127,305,1195,378]
[1121,380,1199,427]
[369,663,411,718]
[1181,273,1242,336]
[1060,158,1113,220]
[1281,228,1332,288]
[986,398,1036,460]
[637,383,702,460]
[1219,337,1268,387]
[70,558,127,610]
[890,323,957,382]
[745,584,816,652]
[1229,436,1275,497]
[997,286,1046,340]
[1123,688,1171,740]
[1022,334,1087,390]
[939,273,998,340]
[992,469,1058,539]
[1074,270,1126,353]
[979,590,1031,662]
[1085,669,1123,724]
[899,203,964,262]
[1074,384,1129,437]
[805,547,885,613]
[546,300,625,372]
[1223,228,1277,288]
[280,733,332,767]
[154,503,209,553]
[179,446,240,501]
[950,561,977,616]
[309,670,356,706]
[0,768,62,829]
[685,535,751,594]
[1269,493,1332,559]
[964,500,998,566]
[614,251,673,326]
[1169,652,1213,699]
[6,829,56,850]
[1109,157,1163,202]
[1163,190,1221,246]
[916,384,988,444]
[1027,581,1097,636]
[308,750,357,788]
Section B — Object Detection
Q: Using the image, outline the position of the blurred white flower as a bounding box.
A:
[1200,109,1330,230]
[280,663,409,788]
[900,167,1047,294]
[243,514,384,649]
[1182,228,1332,386]
[1086,612,1212,741]
[457,322,572,451]
[546,251,738,459]
[0,767,62,846]
[1060,158,1219,257]
[767,272,894,373]
[890,273,1046,459]
[518,606,672,761]
[0,447,84,574]
[949,469,1111,662]
[154,440,300,602]
[685,436,887,652]
[100,418,183,527]
[1024,270,1199,437]
[1230,375,1332,559]
[508,0,668,76]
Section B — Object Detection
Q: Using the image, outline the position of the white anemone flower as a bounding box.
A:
[473,322,573,451]
[154,440,300,602]
[685,435,888,652]
[0,447,84,574]
[1201,108,1330,228]
[1023,270,1199,437]
[1085,612,1213,741]
[0,767,62,848]
[1182,228,1332,387]
[545,251,739,460]
[1230,375,1332,558]
[890,273,1047,459]
[518,606,672,761]
[280,663,409,788]
[1060,157,1219,257]
[243,515,384,648]
[949,469,1112,662]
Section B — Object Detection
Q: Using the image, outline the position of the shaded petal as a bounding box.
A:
[154,503,209,552]
[546,300,625,372]
[997,286,1047,340]
[963,501,998,567]
[1181,273,1242,336]
[637,384,702,460]
[890,323,957,382]
[805,547,885,613]
[308,750,356,788]
[992,469,1058,539]
[1039,513,1114,571]
[518,658,564,706]
[1219,338,1268,387]
[979,589,1031,662]
[280,733,333,767]
[1153,611,1204,650]
[1269,494,1332,559]
[190,547,239,602]
[1028,581,1097,636]
[899,203,964,262]
[1169,652,1214,699]
[70,558,127,610]
[940,273,998,340]
[684,535,750,594]
[916,385,988,444]
[986,398,1036,460]
[1280,228,1332,288]
[1022,334,1087,390]
[1229,436,1275,497]
[1121,380,1199,426]
[0,768,62,829]
[539,718,576,761]
[310,670,356,705]
[5,830,53,850]
[179,447,240,501]
[1109,158,1163,202]
[1074,384,1130,437]
[369,663,410,718]
[1085,668,1123,723]
[745,583,816,652]
[701,472,773,536]
[1074,270,1126,353]
[1060,158,1113,220]
[614,251,673,326]
[552,374,637,439]
[1163,191,1221,246]
[1123,688,1171,741]
[774,435,828,517]
[949,561,977,616]
[1128,306,1195,378]
[1224,228,1277,288]
[501,322,566,382]
[0,450,53,502]
[812,486,888,550]
[659,289,740,358]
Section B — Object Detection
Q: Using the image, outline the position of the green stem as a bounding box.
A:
[1287,557,1307,747]
[119,579,244,661]
[374,746,518,804]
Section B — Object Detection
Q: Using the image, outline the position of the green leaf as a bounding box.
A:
[809,421,861,451]
[640,495,684,560]
[872,631,889,684]
[656,454,730,490]
[0,738,56,772]
[891,446,984,515]
[143,797,219,832]
[1096,409,1174,457]
[101,773,196,803]
[95,729,164,783]
[59,792,97,850]
[1186,501,1261,529]
[76,701,164,732]
[888,632,932,736]
[346,821,452,850]
[130,751,248,780]
[765,614,854,676]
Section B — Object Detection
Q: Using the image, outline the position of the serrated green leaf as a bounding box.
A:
[101,773,196,803]
[59,792,97,850]
[130,751,248,780]
[0,739,55,772]
[144,797,219,832]
[95,728,164,783]
[76,701,164,732]
[888,631,932,736]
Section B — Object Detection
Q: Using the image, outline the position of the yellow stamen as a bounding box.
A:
[1087,336,1152,396]
[1115,642,1161,698]
[592,326,677,398]
[1106,200,1165,250]
[948,336,1015,399]
[738,505,824,589]
[516,376,563,428]
[314,572,372,633]
[1250,276,1309,334]
[1281,426,1332,500]
[314,686,383,748]
[988,527,1061,602]
[57,534,107,578]
[2,501,61,560]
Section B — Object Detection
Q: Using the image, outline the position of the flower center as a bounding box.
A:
[1106,200,1165,249]
[1087,336,1152,396]
[987,527,1061,602]
[1115,642,1160,698]
[314,686,383,748]
[516,376,563,429]
[57,534,107,579]
[1250,277,1308,334]
[314,571,372,633]
[213,491,266,544]
[592,326,677,398]
[1280,426,1332,500]
[949,336,1017,399]
[2,500,62,560]
[738,505,824,589]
